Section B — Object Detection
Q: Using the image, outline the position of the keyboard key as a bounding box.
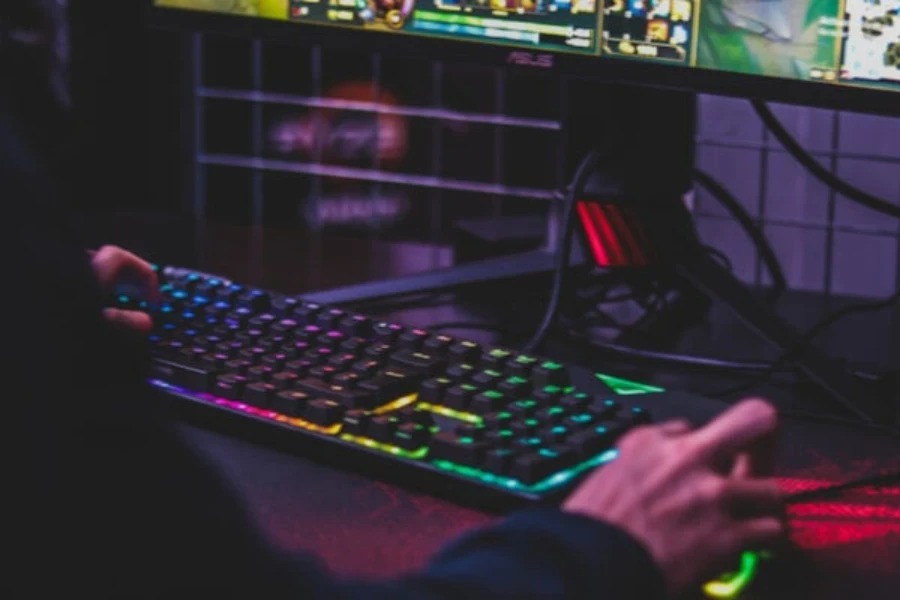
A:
[365,343,394,360]
[292,302,322,324]
[271,296,301,317]
[455,423,486,440]
[565,412,596,429]
[497,376,530,398]
[448,341,481,363]
[587,398,620,419]
[532,361,569,387]
[308,365,339,382]
[294,378,378,410]
[200,352,229,370]
[340,337,370,353]
[398,407,434,427]
[566,425,621,459]
[270,371,300,390]
[272,390,310,417]
[506,354,539,377]
[368,415,400,442]
[484,429,515,448]
[259,336,288,352]
[540,424,571,444]
[481,348,514,369]
[390,350,447,376]
[419,377,453,403]
[315,308,346,329]
[239,346,267,364]
[482,411,513,429]
[244,382,276,408]
[510,418,541,436]
[332,372,361,389]
[393,423,429,450]
[249,313,277,331]
[341,409,369,435]
[445,363,476,380]
[443,384,479,410]
[358,369,418,402]
[351,359,381,377]
[471,369,503,386]
[373,322,404,343]
[246,365,275,381]
[261,352,288,370]
[423,335,454,355]
[428,432,486,466]
[328,353,358,370]
[224,358,253,376]
[560,392,591,411]
[296,324,324,341]
[317,331,347,348]
[509,399,539,418]
[470,390,508,414]
[339,315,371,336]
[214,374,247,400]
[284,359,314,377]
[534,385,564,404]
[484,448,519,475]
[305,399,345,426]
[398,328,429,350]
[270,318,301,335]
[511,450,560,485]
[535,405,567,424]
[281,341,311,358]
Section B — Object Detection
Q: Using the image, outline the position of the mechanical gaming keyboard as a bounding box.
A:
[141,266,706,505]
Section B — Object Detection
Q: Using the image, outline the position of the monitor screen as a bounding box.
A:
[152,1,900,107]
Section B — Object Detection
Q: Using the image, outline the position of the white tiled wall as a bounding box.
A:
[695,95,900,298]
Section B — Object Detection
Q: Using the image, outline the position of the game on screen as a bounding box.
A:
[155,0,900,92]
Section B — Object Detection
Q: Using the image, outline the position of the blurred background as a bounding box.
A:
[70,1,899,301]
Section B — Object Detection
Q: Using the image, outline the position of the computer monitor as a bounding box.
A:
[150,1,899,115]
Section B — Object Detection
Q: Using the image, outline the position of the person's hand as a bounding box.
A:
[563,399,784,598]
[90,245,161,334]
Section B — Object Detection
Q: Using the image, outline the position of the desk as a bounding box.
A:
[109,219,900,599]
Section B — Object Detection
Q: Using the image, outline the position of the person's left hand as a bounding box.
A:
[90,245,160,334]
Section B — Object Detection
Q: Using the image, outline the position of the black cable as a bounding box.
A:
[752,100,900,219]
[704,245,734,273]
[694,168,787,300]
[713,291,900,401]
[786,471,900,504]
[522,151,602,354]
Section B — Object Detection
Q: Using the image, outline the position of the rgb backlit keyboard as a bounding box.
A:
[140,266,668,502]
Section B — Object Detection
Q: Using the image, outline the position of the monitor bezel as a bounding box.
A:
[148,4,900,118]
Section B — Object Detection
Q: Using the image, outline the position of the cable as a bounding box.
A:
[786,471,900,504]
[704,245,734,273]
[713,291,900,400]
[752,101,900,219]
[522,151,602,354]
[427,321,510,334]
[693,168,787,300]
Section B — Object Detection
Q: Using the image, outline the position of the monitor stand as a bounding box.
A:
[304,84,888,424]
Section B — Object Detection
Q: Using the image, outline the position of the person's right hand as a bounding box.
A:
[564,399,784,598]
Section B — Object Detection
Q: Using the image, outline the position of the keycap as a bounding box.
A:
[214,374,247,400]
[235,329,265,344]
[292,302,322,324]
[240,290,270,311]
[341,409,369,435]
[398,407,434,427]
[281,341,311,358]
[497,376,530,398]
[270,371,299,390]
[506,354,539,377]
[358,369,418,402]
[587,398,620,419]
[248,314,277,330]
[224,358,253,375]
[393,423,429,449]
[261,352,288,370]
[565,412,596,429]
[304,347,334,364]
[239,346,267,364]
[328,353,358,370]
[339,314,371,336]
[332,372,361,389]
[484,448,519,475]
[351,359,381,377]
[308,364,338,382]
[560,392,591,411]
[540,424,570,444]
[471,369,503,386]
[566,425,620,459]
[455,423,486,440]
[294,378,378,410]
[534,385,564,403]
[315,308,346,329]
[482,411,513,429]
[532,361,569,387]
[305,399,344,426]
[423,335,453,355]
[443,384,479,410]
[246,365,275,382]
[270,318,300,335]
[149,357,218,392]
[365,343,394,360]
[470,390,508,414]
[368,415,400,442]
[509,399,539,418]
[419,377,453,403]
[510,451,559,484]
[448,341,481,363]
[510,418,541,436]
[272,390,310,417]
[398,328,429,349]
[481,348,513,369]
[484,429,515,448]
[284,359,314,377]
[200,353,229,370]
[535,405,567,424]
[428,432,486,465]
[373,322,404,343]
[340,337,370,352]
[272,296,301,317]
[244,382,276,408]
[390,350,447,376]
[317,330,347,348]
[445,363,475,380]
[296,325,324,341]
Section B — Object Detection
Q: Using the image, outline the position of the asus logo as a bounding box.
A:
[506,51,554,68]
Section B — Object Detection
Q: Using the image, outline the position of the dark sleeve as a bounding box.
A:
[1,104,663,600]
